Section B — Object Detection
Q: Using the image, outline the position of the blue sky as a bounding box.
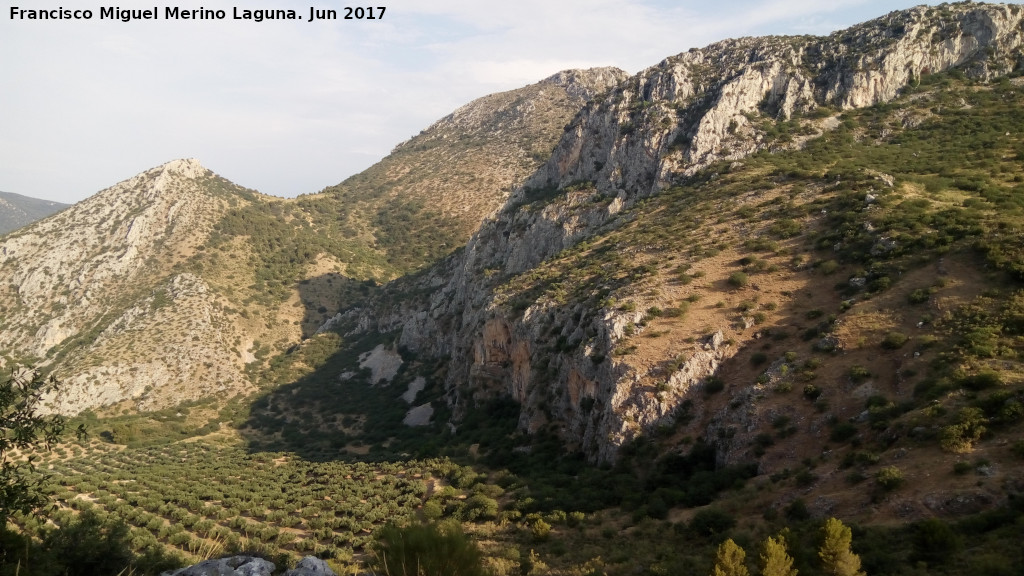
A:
[1,0,937,203]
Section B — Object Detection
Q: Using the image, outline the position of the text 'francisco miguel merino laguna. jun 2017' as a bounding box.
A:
[9,6,386,22]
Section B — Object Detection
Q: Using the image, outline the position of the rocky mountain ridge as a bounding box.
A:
[0,70,627,417]
[0,159,263,413]
[332,2,1024,462]
[301,67,627,274]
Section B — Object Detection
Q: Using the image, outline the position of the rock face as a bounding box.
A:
[532,3,1024,199]
[312,66,629,273]
[339,2,1024,462]
[0,159,259,414]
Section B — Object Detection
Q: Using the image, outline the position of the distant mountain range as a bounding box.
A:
[0,191,69,235]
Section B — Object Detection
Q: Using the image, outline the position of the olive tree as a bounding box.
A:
[0,367,73,522]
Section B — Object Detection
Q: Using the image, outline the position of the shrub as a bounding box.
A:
[953,461,973,475]
[875,466,904,491]
[784,499,809,522]
[458,494,498,521]
[38,509,180,576]
[881,332,909,349]
[728,272,750,288]
[911,518,960,565]
[830,423,858,443]
[663,304,688,318]
[848,365,871,383]
[939,407,988,453]
[957,370,1003,390]
[795,469,817,487]
[370,521,485,576]
[689,508,736,537]
[421,500,443,521]
[770,219,801,238]
[819,260,840,275]
[908,288,931,304]
[705,377,725,395]
[1013,440,1024,459]
[531,519,551,542]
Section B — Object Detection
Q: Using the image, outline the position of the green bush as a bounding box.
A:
[875,466,904,491]
[848,366,871,383]
[531,518,551,542]
[940,407,988,453]
[830,423,858,443]
[728,272,750,287]
[1013,440,1024,459]
[957,370,1003,390]
[818,260,840,275]
[881,332,909,349]
[908,288,931,304]
[37,510,181,576]
[458,495,499,522]
[688,508,736,537]
[421,500,443,521]
[911,518,961,565]
[705,377,725,394]
[370,521,485,576]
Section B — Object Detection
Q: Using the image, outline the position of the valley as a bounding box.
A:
[3,3,1024,575]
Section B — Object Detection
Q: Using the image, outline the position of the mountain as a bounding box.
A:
[0,69,626,416]
[290,67,627,275]
[334,1,1024,464]
[7,3,1024,574]
[0,191,69,235]
[0,159,264,413]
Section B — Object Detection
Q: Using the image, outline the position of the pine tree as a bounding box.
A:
[819,517,865,576]
[712,538,749,576]
[760,534,798,576]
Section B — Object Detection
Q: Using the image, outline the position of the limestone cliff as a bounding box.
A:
[339,2,1024,462]
[0,159,261,414]
[307,66,629,274]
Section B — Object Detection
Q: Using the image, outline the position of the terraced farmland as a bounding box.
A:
[15,441,468,569]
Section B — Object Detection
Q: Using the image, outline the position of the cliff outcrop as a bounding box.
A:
[342,2,1024,462]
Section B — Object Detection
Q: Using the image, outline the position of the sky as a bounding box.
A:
[1,0,940,204]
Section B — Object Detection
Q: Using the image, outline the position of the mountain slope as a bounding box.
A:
[8,5,1024,575]
[291,67,628,274]
[0,69,628,416]
[319,1,1024,474]
[0,191,69,235]
[0,159,265,413]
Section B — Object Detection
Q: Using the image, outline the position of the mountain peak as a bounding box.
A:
[540,67,630,102]
[157,158,207,179]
